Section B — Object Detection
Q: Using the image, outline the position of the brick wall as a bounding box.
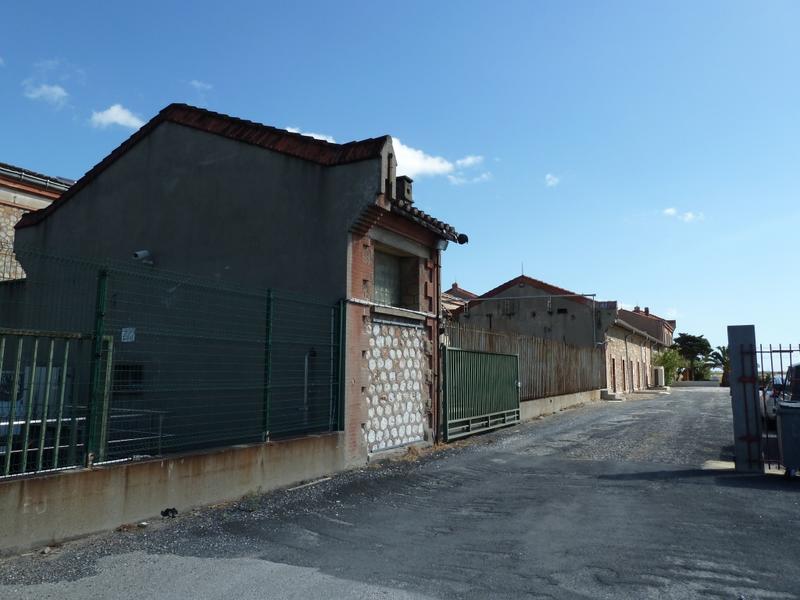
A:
[345,211,440,461]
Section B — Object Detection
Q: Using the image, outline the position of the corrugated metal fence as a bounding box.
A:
[446,324,605,400]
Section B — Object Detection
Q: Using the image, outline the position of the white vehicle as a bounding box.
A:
[763,375,786,423]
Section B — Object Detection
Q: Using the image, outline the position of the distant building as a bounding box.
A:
[0,162,71,278]
[451,274,674,394]
[618,306,675,347]
[452,275,617,348]
[604,307,674,394]
[442,281,477,315]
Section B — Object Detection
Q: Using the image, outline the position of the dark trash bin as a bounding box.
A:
[777,401,800,475]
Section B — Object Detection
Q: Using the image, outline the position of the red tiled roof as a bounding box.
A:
[452,275,616,316]
[444,282,478,300]
[391,198,459,242]
[618,308,676,332]
[17,103,390,229]
[480,275,595,306]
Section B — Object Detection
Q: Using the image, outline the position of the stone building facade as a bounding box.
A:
[618,307,675,347]
[605,320,663,394]
[453,275,617,348]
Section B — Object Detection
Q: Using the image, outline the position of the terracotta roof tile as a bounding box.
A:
[391,198,460,242]
[444,283,478,300]
[454,275,616,315]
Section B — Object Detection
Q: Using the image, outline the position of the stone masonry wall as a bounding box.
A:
[0,204,25,279]
[606,326,652,393]
[0,204,23,247]
[363,321,430,453]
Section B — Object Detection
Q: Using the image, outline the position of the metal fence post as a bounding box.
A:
[86,269,109,465]
[262,289,273,442]
[442,346,449,442]
[337,298,346,432]
[3,337,24,476]
[19,339,39,473]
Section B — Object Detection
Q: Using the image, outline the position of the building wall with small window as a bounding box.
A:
[344,211,441,460]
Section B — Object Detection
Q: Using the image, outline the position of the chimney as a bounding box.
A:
[634,306,641,313]
[396,175,413,203]
[644,307,649,315]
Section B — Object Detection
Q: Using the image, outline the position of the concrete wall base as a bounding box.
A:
[0,433,349,556]
[671,381,722,388]
[520,390,601,421]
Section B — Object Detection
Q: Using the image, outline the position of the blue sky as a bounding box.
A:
[1,1,798,347]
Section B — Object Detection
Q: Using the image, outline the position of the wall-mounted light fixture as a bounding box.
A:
[132,250,154,266]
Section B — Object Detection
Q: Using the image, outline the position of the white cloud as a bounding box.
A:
[448,172,492,185]
[189,79,213,92]
[285,126,336,143]
[394,139,489,185]
[663,207,704,222]
[32,58,86,84]
[544,173,560,187]
[90,104,145,129]
[22,81,68,106]
[393,138,453,178]
[455,155,483,169]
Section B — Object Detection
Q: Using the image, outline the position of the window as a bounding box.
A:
[374,251,401,306]
[501,299,517,316]
[373,250,419,310]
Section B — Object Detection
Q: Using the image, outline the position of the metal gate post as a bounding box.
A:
[336,298,346,432]
[728,325,762,472]
[86,269,109,465]
[442,345,449,442]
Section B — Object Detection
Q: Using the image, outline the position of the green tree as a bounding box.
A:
[654,348,686,385]
[707,346,730,387]
[673,333,713,381]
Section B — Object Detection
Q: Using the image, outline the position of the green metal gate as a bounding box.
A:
[443,348,520,441]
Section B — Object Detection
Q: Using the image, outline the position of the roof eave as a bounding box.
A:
[613,318,665,346]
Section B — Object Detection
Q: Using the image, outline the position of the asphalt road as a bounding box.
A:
[2,387,800,599]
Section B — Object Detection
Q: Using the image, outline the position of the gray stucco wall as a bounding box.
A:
[15,122,384,303]
[455,281,616,348]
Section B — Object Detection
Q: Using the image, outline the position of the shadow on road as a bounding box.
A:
[599,468,800,492]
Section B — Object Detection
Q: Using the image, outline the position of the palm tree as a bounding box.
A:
[707,346,730,387]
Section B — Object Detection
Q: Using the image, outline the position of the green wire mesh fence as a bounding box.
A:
[0,242,342,477]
